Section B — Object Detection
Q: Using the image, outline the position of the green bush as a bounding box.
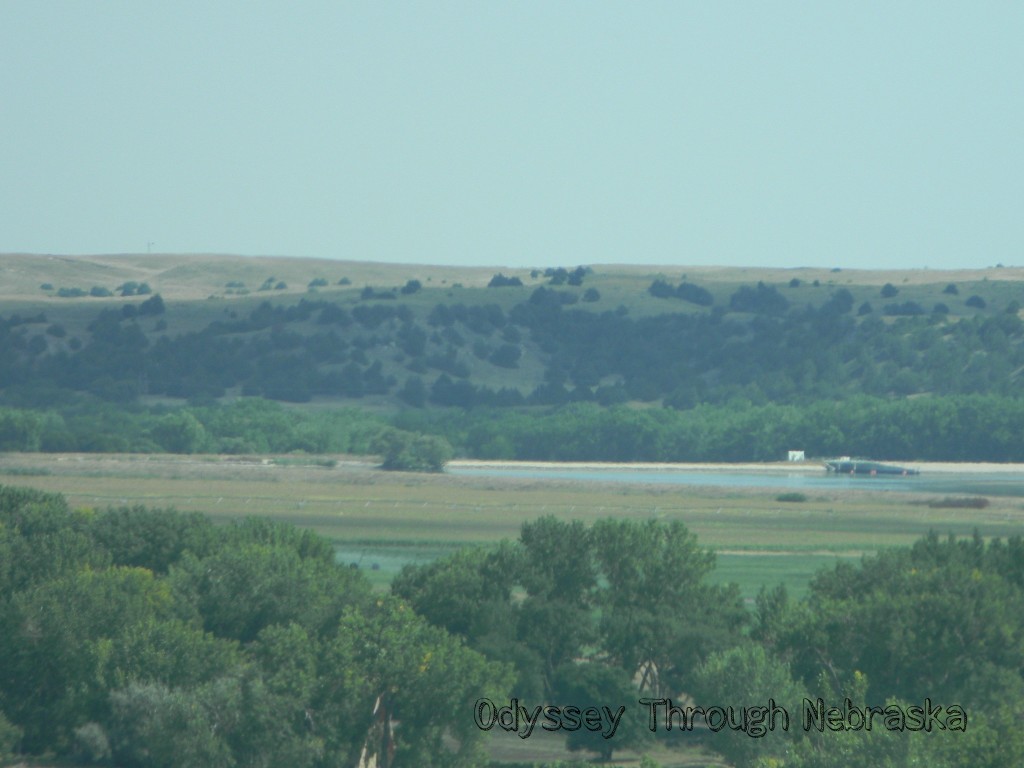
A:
[776,492,808,503]
[372,428,453,472]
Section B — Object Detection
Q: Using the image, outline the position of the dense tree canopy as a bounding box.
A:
[0,485,510,767]
[2,482,1023,766]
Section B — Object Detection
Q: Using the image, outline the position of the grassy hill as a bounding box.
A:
[3,252,1024,459]
[4,251,1024,297]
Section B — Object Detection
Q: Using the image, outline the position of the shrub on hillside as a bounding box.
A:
[400,279,422,295]
[488,273,523,288]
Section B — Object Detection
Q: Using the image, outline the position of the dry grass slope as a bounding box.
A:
[3,252,1022,302]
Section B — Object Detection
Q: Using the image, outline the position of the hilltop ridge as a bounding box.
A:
[2,252,1021,302]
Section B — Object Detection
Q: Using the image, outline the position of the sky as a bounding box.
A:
[1,1,1022,270]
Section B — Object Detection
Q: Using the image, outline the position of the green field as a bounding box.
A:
[3,452,1022,602]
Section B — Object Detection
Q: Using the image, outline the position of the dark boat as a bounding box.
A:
[824,458,919,476]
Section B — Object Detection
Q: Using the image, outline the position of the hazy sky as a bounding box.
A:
[2,2,1021,269]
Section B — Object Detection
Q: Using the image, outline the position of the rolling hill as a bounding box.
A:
[1,253,1021,407]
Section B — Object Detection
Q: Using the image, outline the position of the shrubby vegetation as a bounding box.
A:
[487,273,523,288]
[371,427,453,472]
[4,270,1024,464]
[395,520,1024,767]
[0,485,510,766]
[729,281,789,314]
[394,395,1024,462]
[5,271,1023,414]
[392,516,743,761]
[1,483,1021,766]
[6,393,1024,462]
[543,266,588,286]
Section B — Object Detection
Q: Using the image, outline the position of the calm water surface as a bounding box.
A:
[447,466,1024,498]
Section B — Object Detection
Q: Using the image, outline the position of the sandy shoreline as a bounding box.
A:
[448,459,1024,475]
[4,452,1021,478]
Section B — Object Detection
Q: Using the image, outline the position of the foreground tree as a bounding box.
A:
[553,662,648,761]
[0,483,513,766]
[591,518,747,693]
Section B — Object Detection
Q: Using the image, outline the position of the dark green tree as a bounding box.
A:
[553,663,648,761]
[372,428,454,472]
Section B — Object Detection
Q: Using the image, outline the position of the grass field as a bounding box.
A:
[3,452,1022,601]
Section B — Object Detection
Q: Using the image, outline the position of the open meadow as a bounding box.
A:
[3,451,1022,600]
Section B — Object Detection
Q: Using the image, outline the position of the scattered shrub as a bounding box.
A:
[488,273,523,288]
[648,279,675,299]
[883,301,925,316]
[776,492,808,503]
[729,282,789,315]
[676,282,714,306]
[360,286,397,300]
[138,294,165,316]
[489,343,522,369]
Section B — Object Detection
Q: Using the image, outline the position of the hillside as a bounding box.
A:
[3,253,1023,302]
[2,253,1023,415]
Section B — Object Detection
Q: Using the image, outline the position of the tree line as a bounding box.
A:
[5,393,1024,462]
[398,395,1024,462]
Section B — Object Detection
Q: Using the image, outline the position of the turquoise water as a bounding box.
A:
[448,466,1024,497]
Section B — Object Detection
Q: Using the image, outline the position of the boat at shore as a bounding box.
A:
[824,458,919,476]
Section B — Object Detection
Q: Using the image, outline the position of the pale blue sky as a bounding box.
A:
[2,1,1021,269]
